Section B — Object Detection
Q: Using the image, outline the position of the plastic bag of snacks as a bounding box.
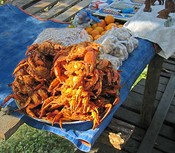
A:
[99,53,122,69]
[95,27,138,59]
[72,9,100,28]
[34,28,92,46]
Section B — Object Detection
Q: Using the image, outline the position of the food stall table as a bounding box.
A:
[0,1,165,152]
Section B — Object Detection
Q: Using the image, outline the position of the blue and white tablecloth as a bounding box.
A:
[0,4,155,152]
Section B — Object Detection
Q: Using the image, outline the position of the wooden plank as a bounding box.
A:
[135,75,170,87]
[37,0,81,19]
[133,79,166,99]
[152,148,166,153]
[154,135,175,153]
[139,79,167,93]
[124,92,175,122]
[133,81,175,106]
[160,124,175,141]
[122,138,140,153]
[158,76,169,85]
[169,57,175,62]
[123,138,162,153]
[137,75,175,153]
[140,55,164,127]
[74,118,134,153]
[171,98,175,106]
[0,109,23,140]
[115,76,175,152]
[137,76,169,86]
[165,106,175,125]
[160,71,172,78]
[129,126,145,141]
[11,0,39,9]
[77,142,127,153]
[123,138,161,153]
[24,0,59,15]
[125,87,161,110]
[123,92,159,114]
[53,0,92,21]
[114,107,142,128]
[107,119,135,145]
[132,82,175,105]
[162,62,175,72]
[164,58,175,65]
[123,92,175,125]
[115,105,175,141]
[120,100,175,152]
[125,80,175,139]
[133,83,162,98]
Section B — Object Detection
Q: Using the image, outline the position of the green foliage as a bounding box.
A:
[132,66,148,88]
[0,124,76,153]
[0,0,8,5]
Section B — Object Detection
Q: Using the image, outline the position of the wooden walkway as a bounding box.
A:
[10,0,92,22]
[113,57,175,153]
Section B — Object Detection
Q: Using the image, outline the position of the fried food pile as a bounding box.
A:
[2,41,121,129]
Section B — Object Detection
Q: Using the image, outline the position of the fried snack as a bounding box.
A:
[2,41,121,129]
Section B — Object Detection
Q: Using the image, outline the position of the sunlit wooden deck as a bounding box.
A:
[115,57,175,153]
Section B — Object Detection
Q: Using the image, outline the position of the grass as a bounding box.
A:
[132,66,148,87]
[0,124,76,153]
[0,0,6,5]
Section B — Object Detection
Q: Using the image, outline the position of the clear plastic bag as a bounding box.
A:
[100,35,118,54]
[112,27,132,41]
[72,9,100,28]
[99,53,122,69]
[95,27,139,60]
[33,28,92,46]
[113,42,128,60]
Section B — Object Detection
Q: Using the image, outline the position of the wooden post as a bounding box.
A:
[140,54,164,127]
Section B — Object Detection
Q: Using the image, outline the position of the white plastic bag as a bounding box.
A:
[99,53,122,69]
[34,28,92,46]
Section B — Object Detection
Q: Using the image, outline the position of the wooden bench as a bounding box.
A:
[0,0,167,152]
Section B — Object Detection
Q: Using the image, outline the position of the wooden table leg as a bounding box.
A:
[140,54,164,127]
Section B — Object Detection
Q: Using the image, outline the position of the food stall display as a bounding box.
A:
[0,2,160,152]
[2,41,121,130]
